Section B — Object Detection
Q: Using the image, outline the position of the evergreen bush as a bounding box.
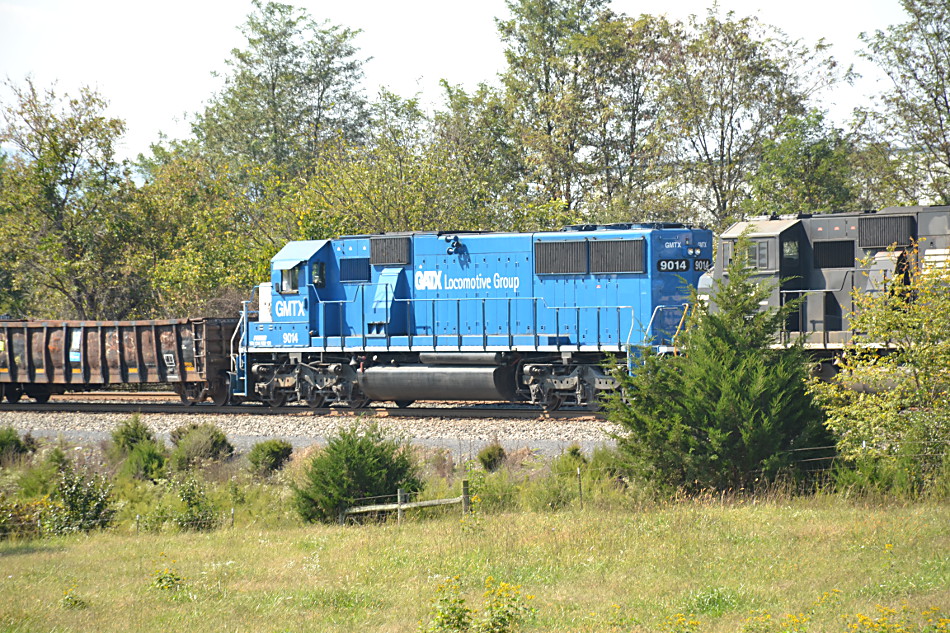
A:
[477,441,507,472]
[248,439,293,474]
[169,423,233,470]
[0,427,35,462]
[110,414,154,457]
[293,424,420,523]
[607,235,827,492]
[120,440,167,481]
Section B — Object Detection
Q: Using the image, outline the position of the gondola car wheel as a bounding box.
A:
[176,382,203,406]
[209,373,230,407]
[394,400,415,408]
[6,385,22,404]
[32,393,50,404]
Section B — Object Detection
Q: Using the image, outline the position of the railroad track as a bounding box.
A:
[2,396,603,420]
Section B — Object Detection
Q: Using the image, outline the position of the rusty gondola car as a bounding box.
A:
[0,318,237,405]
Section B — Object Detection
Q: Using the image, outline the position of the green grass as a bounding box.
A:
[0,497,947,632]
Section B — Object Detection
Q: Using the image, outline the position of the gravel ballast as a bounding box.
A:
[0,410,620,457]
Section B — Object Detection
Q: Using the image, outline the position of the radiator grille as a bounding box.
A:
[370,237,411,266]
[535,241,588,275]
[858,215,916,248]
[590,239,645,273]
[813,240,856,269]
[340,258,371,282]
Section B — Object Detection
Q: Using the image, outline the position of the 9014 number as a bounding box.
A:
[657,259,689,272]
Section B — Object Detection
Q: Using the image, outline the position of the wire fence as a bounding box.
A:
[0,507,237,541]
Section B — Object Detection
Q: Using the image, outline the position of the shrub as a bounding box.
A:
[17,446,69,498]
[418,576,535,633]
[169,423,233,471]
[478,441,507,472]
[248,439,293,474]
[110,414,155,457]
[120,440,167,481]
[608,235,827,492]
[0,426,35,463]
[173,476,217,531]
[293,424,420,523]
[44,466,115,534]
[0,496,51,540]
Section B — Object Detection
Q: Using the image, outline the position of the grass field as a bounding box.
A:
[1,496,947,632]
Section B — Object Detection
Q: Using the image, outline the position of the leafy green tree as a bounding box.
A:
[659,9,846,227]
[578,12,676,221]
[45,466,115,534]
[133,149,275,316]
[744,111,857,216]
[811,246,950,489]
[607,239,825,491]
[498,0,608,212]
[431,82,532,229]
[860,0,950,203]
[847,114,926,210]
[193,0,367,183]
[293,423,420,523]
[0,79,146,319]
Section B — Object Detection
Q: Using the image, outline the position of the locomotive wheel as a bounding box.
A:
[541,393,564,412]
[266,392,287,408]
[306,393,327,409]
[582,393,604,412]
[394,400,415,408]
[347,396,371,409]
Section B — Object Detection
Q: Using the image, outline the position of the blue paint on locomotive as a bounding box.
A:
[239,225,712,359]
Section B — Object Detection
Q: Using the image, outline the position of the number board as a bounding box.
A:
[657,259,711,272]
[657,259,688,272]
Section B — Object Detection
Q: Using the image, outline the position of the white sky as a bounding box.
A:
[0,0,909,161]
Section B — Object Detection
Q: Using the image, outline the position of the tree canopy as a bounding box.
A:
[0,0,941,319]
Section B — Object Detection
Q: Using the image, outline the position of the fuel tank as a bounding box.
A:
[357,365,518,401]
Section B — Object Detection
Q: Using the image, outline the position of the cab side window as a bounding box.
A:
[745,241,769,270]
[280,267,299,293]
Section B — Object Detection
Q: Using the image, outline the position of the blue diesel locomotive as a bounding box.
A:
[232,223,712,409]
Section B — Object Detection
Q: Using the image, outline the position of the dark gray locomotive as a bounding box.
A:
[704,205,950,371]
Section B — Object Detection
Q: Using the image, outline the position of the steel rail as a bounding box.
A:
[0,401,604,420]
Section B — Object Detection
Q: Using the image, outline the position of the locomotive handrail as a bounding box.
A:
[312,292,643,351]
[231,285,262,397]
[640,303,690,347]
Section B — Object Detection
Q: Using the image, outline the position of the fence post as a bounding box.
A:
[461,479,470,514]
[577,467,584,510]
[397,488,406,525]
[230,507,235,528]
[135,514,140,533]
[338,509,345,526]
